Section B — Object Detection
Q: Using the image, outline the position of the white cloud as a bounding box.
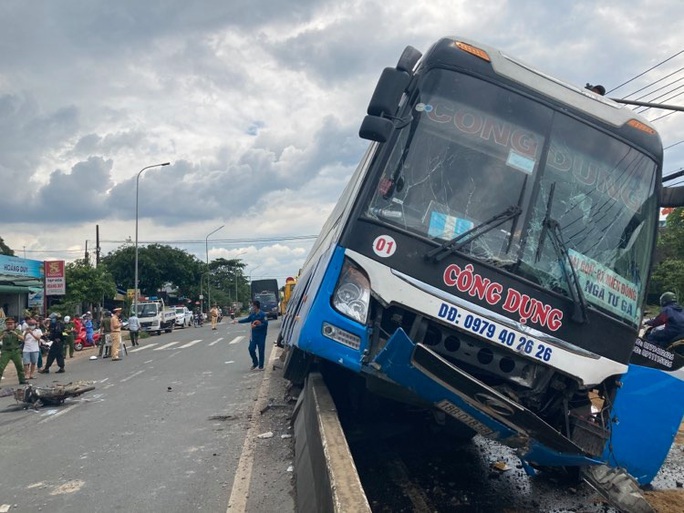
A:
[1,0,684,283]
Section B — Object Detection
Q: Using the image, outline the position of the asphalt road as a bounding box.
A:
[0,320,295,513]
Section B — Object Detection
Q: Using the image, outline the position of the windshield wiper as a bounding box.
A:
[425,205,522,263]
[541,218,589,324]
[534,183,588,324]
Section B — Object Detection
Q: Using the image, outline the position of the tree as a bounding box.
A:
[650,207,684,302]
[50,259,117,314]
[101,244,204,299]
[657,207,684,258]
[208,258,247,307]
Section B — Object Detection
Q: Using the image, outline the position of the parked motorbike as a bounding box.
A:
[74,328,101,351]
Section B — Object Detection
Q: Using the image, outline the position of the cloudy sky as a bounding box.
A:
[2,0,684,283]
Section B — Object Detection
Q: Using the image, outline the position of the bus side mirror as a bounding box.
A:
[396,45,422,73]
[359,116,394,142]
[366,68,411,117]
[660,185,684,207]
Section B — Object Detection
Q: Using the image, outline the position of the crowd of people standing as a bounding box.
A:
[2,302,265,385]
[0,309,123,384]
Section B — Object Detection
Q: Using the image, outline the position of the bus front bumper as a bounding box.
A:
[371,327,603,469]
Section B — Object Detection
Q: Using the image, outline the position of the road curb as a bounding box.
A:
[293,371,371,513]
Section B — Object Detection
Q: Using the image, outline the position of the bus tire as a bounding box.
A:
[283,345,312,386]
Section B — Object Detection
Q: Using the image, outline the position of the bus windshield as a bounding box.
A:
[365,69,658,325]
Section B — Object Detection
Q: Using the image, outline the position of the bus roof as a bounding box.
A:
[430,37,658,134]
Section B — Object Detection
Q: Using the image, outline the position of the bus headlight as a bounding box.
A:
[332,260,371,324]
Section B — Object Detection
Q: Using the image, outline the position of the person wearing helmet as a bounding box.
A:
[645,292,684,347]
[62,315,76,359]
[39,312,66,374]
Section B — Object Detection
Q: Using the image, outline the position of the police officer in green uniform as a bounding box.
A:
[0,317,28,385]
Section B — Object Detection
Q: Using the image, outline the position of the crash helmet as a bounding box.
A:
[64,315,71,322]
[660,291,677,306]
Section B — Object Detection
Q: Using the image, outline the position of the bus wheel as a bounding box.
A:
[283,346,312,386]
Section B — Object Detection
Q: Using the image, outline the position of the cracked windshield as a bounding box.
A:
[366,69,658,325]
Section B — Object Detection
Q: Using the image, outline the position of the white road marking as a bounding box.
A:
[153,341,180,350]
[38,403,79,424]
[228,336,244,345]
[121,370,145,382]
[129,343,158,352]
[179,339,202,349]
[227,342,278,513]
[209,337,223,346]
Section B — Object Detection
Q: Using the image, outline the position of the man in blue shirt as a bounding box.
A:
[234,300,268,370]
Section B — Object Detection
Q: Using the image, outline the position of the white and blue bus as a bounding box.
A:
[279,36,684,509]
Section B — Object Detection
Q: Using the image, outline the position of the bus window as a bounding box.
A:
[366,69,549,264]
[521,114,657,324]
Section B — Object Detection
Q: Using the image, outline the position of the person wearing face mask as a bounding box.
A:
[232,300,269,371]
[22,318,43,379]
[39,313,66,374]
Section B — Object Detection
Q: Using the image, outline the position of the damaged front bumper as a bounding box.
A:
[370,327,602,469]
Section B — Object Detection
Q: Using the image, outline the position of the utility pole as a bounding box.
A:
[96,225,101,265]
[85,240,89,264]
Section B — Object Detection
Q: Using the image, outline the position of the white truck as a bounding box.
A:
[134,299,176,335]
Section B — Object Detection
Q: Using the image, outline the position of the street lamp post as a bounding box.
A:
[245,264,262,310]
[232,250,248,305]
[205,225,225,314]
[134,162,170,317]
[248,264,262,284]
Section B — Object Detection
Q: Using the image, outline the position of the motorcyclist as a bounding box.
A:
[644,292,684,348]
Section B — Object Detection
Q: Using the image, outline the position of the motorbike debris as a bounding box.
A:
[12,381,96,409]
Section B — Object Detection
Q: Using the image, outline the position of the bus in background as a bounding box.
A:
[251,279,279,320]
[279,36,684,512]
[280,276,297,316]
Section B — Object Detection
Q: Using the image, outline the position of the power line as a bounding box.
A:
[21,248,84,254]
[97,235,318,245]
[14,234,318,255]
[608,49,684,94]
[621,66,684,99]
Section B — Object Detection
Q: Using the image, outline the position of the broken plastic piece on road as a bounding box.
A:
[492,461,511,472]
[257,431,274,439]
